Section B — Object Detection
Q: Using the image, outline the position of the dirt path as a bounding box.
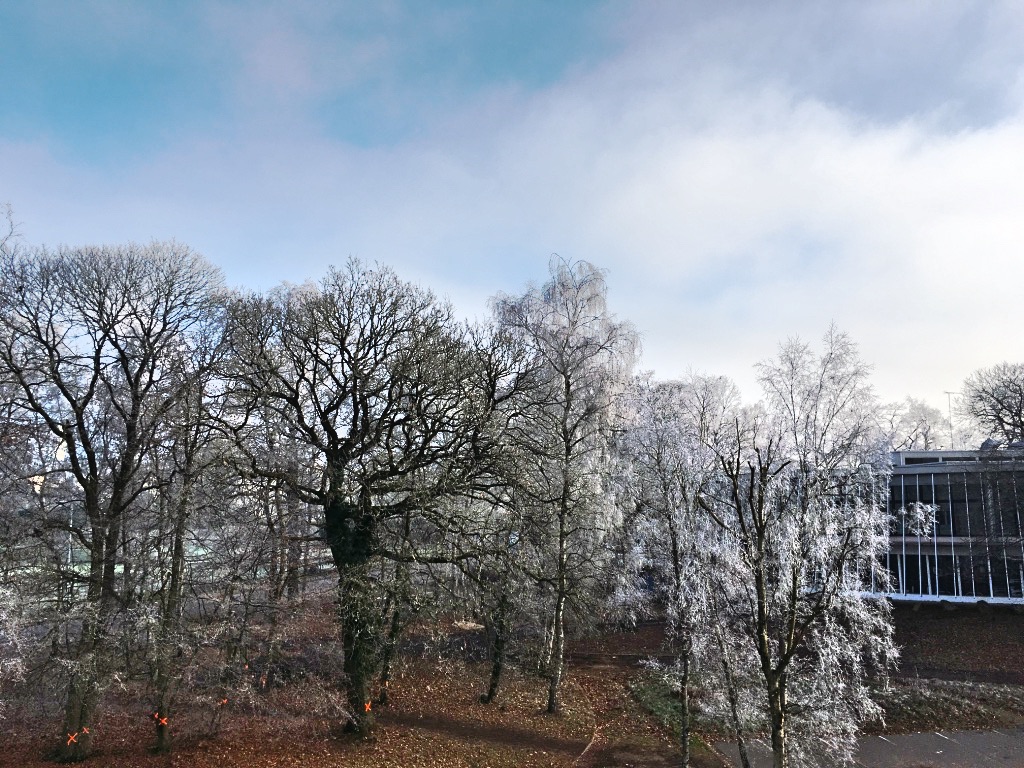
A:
[382,709,590,755]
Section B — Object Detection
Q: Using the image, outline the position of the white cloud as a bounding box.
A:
[4,2,1024,412]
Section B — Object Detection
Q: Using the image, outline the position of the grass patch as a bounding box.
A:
[629,675,682,736]
[870,678,1024,734]
[628,673,726,765]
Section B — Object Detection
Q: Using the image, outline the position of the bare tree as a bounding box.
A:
[0,203,19,258]
[223,261,516,735]
[962,362,1024,445]
[452,495,533,705]
[881,396,947,450]
[0,583,25,719]
[0,243,224,760]
[146,363,229,753]
[493,257,638,713]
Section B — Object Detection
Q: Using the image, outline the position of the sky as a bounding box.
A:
[2,0,1023,410]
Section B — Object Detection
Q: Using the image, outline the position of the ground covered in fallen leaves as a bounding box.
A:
[6,603,1024,767]
[4,636,691,767]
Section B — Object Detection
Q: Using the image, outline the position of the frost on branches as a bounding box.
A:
[620,374,738,767]
[0,227,910,767]
[0,584,24,718]
[624,329,897,768]
[699,328,897,768]
[493,257,638,714]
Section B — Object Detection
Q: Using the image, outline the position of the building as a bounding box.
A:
[882,449,1024,603]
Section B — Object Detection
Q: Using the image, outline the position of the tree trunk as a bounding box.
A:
[57,536,111,762]
[547,474,570,714]
[377,605,403,706]
[768,672,788,768]
[538,616,554,676]
[546,593,566,713]
[719,648,752,768]
[680,647,691,768]
[285,483,303,600]
[152,478,191,754]
[340,591,376,734]
[153,704,171,754]
[58,657,99,762]
[481,593,508,704]
[325,486,379,736]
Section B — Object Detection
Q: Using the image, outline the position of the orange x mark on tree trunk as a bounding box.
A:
[158,717,168,726]
[364,701,372,713]
[66,732,77,745]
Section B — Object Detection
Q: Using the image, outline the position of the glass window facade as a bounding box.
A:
[879,452,1024,603]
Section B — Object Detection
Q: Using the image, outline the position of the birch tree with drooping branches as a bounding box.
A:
[492,257,638,713]
[696,328,896,768]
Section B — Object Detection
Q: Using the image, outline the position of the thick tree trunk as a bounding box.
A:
[325,486,380,736]
[341,608,376,733]
[57,540,110,762]
[58,659,99,762]
[153,704,171,754]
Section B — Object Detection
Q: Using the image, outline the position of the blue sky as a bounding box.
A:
[3,1,1024,411]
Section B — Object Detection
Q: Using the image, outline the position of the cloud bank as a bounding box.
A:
[2,0,1023,407]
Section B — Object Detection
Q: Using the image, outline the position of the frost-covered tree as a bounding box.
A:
[144,367,233,754]
[0,243,224,760]
[223,261,517,734]
[622,373,738,766]
[698,329,895,768]
[0,204,19,258]
[881,397,947,450]
[0,583,24,719]
[493,257,638,713]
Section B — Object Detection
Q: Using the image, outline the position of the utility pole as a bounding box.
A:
[944,391,956,450]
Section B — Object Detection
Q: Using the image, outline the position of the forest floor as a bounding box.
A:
[6,602,1024,768]
[5,619,692,768]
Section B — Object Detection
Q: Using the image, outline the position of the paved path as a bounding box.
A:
[718,728,1024,767]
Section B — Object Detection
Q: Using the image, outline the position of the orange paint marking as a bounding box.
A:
[81,727,89,735]
[66,732,78,746]
[218,698,228,706]
[158,716,168,727]
[364,701,372,713]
